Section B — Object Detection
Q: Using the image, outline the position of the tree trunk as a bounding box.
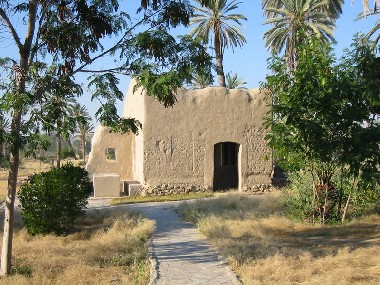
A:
[0,111,21,275]
[66,136,76,159]
[214,31,226,87]
[341,194,351,224]
[0,1,38,273]
[56,132,61,168]
[0,144,3,166]
[81,133,86,163]
[2,143,6,160]
[66,136,73,149]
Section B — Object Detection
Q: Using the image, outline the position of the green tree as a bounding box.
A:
[225,72,247,89]
[263,0,338,69]
[261,35,380,224]
[189,0,247,87]
[0,0,211,275]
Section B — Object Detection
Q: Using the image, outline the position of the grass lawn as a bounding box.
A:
[0,206,154,285]
[179,191,380,285]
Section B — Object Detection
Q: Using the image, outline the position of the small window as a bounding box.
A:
[105,148,116,160]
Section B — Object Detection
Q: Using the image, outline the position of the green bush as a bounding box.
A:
[18,163,92,235]
[283,171,315,222]
[285,170,380,223]
[61,147,76,159]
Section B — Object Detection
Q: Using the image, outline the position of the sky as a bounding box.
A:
[111,0,379,118]
[0,0,378,123]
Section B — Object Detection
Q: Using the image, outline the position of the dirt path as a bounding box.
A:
[89,199,241,285]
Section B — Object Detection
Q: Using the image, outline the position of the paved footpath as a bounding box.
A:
[89,199,241,285]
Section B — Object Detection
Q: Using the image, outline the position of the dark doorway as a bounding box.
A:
[213,142,239,190]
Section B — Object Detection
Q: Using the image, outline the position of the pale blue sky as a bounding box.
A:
[1,1,378,121]
[109,0,378,116]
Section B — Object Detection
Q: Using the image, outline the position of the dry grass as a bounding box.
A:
[0,207,155,285]
[180,191,380,285]
[111,191,213,205]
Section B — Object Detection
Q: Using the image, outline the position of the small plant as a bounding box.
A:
[18,163,92,235]
[11,264,32,277]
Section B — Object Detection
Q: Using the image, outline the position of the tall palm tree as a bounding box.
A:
[70,103,93,163]
[361,0,379,15]
[46,96,77,168]
[263,0,337,69]
[189,0,247,87]
[79,121,93,164]
[356,0,379,45]
[262,0,343,19]
[365,20,379,45]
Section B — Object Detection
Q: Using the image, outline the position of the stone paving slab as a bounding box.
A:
[126,201,242,285]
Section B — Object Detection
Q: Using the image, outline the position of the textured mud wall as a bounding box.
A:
[123,82,146,183]
[141,86,272,191]
[87,81,272,193]
[86,126,134,181]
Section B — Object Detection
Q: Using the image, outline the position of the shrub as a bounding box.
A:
[18,163,92,235]
[61,147,76,159]
[283,171,314,222]
[284,170,380,223]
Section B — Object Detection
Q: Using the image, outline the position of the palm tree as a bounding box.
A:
[47,96,77,168]
[361,0,379,15]
[189,0,247,87]
[226,72,247,89]
[365,20,379,45]
[356,1,379,45]
[70,103,93,163]
[263,0,337,69]
[190,68,214,89]
[262,0,343,19]
[79,121,93,164]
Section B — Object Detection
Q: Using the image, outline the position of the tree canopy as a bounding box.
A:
[0,0,211,274]
[263,0,338,69]
[189,0,247,87]
[261,34,380,223]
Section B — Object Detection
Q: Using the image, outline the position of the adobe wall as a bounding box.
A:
[87,81,273,195]
[140,86,272,193]
[123,81,146,183]
[86,125,134,181]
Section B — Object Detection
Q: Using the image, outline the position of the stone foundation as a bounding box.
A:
[242,184,272,193]
[142,183,209,196]
[141,183,273,196]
